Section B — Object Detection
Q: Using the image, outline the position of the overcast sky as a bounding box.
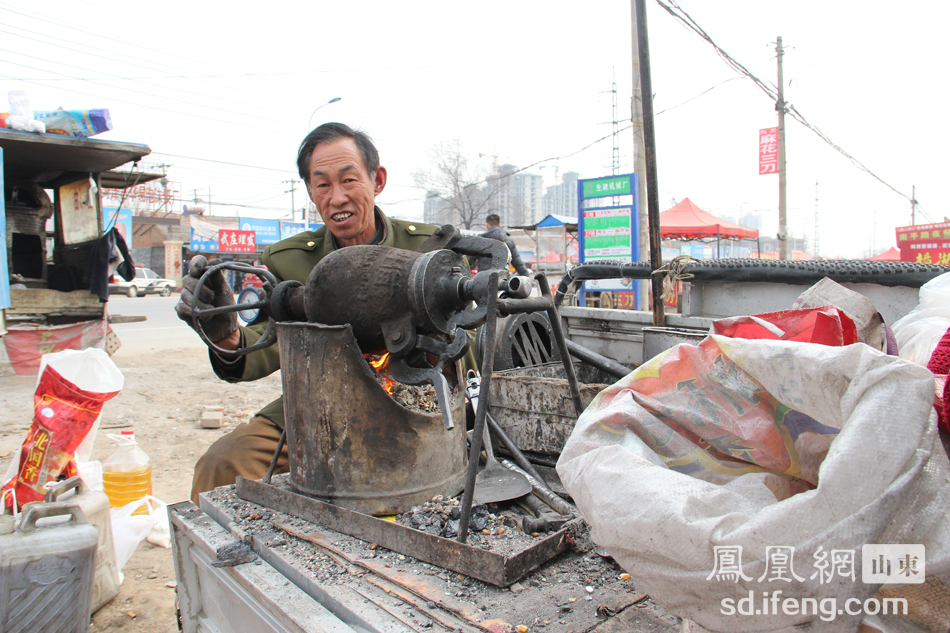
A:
[3,1,946,257]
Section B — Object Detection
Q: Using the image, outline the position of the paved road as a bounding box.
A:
[108,294,211,357]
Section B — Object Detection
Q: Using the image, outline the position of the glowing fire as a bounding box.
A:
[365,352,395,394]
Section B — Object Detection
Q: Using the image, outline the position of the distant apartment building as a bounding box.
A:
[738,212,763,233]
[490,166,542,227]
[542,171,580,220]
[423,190,452,226]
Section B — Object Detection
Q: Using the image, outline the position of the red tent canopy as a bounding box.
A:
[867,246,900,261]
[660,198,759,240]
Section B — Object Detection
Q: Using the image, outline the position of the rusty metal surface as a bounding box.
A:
[235,476,575,587]
[304,246,423,353]
[278,322,467,516]
[193,488,681,633]
[476,313,562,371]
[489,363,611,455]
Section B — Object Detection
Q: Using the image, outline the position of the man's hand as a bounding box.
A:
[175,255,238,347]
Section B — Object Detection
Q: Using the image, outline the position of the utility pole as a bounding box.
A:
[630,1,650,311]
[610,78,620,177]
[610,76,621,207]
[283,179,299,220]
[633,0,664,325]
[776,36,788,260]
[911,185,917,225]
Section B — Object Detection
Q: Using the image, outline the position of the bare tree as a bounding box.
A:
[413,140,509,230]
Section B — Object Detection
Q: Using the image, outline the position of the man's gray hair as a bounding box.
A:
[297,122,380,181]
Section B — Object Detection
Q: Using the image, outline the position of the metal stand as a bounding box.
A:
[456,272,585,543]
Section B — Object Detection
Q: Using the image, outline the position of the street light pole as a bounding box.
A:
[307,97,342,130]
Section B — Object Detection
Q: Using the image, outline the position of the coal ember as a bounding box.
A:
[367,359,442,414]
[388,382,441,414]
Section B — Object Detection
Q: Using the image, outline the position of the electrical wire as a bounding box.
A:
[150,153,295,174]
[654,0,916,205]
[655,77,740,116]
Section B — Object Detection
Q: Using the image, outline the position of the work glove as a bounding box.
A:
[175,255,237,344]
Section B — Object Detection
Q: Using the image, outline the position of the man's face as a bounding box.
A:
[307,137,387,247]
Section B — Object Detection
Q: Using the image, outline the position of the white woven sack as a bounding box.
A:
[558,337,950,632]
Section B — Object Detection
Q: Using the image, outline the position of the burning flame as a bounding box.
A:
[365,352,395,394]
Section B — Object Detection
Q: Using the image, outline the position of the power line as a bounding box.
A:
[150,153,295,174]
[655,77,740,116]
[654,0,916,205]
[0,70,299,137]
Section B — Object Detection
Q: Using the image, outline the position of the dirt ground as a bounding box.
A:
[0,345,283,632]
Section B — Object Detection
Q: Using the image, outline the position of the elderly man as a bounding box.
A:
[177,123,444,503]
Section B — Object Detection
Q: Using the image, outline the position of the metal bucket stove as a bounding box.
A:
[277,321,466,516]
[189,226,587,585]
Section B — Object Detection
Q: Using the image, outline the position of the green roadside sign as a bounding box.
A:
[581,175,631,199]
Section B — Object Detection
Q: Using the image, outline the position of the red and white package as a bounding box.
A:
[2,350,122,509]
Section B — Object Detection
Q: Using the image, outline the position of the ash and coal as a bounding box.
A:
[394,494,539,554]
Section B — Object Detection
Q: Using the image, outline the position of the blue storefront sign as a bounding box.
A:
[104,207,134,247]
[279,221,323,241]
[240,218,280,246]
[189,228,218,252]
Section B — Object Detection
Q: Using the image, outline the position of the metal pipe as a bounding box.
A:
[634,0,665,327]
[262,429,286,485]
[458,273,500,543]
[565,339,632,379]
[484,412,548,485]
[497,297,553,316]
[538,272,584,417]
[499,459,576,517]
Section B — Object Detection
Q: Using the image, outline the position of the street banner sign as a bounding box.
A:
[218,229,257,253]
[759,127,778,175]
[896,222,950,264]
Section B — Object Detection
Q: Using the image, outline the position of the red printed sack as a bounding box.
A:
[2,364,119,509]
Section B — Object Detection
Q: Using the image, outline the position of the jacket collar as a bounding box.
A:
[321,206,391,258]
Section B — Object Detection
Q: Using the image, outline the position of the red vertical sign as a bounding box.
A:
[759,127,778,175]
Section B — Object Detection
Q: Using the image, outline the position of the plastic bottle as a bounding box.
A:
[102,431,152,515]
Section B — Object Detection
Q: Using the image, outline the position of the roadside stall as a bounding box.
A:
[0,129,155,374]
[510,214,579,295]
[660,197,759,258]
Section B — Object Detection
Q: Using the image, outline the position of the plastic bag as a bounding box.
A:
[558,331,950,632]
[33,109,112,137]
[893,271,950,365]
[710,306,858,347]
[2,349,122,509]
[111,495,170,582]
[4,90,45,133]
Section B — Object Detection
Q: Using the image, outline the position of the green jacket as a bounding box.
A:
[210,208,445,428]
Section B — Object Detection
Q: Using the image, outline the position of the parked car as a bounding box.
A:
[109,267,177,297]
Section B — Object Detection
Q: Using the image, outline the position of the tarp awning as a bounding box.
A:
[867,246,901,261]
[510,214,577,231]
[661,198,758,240]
